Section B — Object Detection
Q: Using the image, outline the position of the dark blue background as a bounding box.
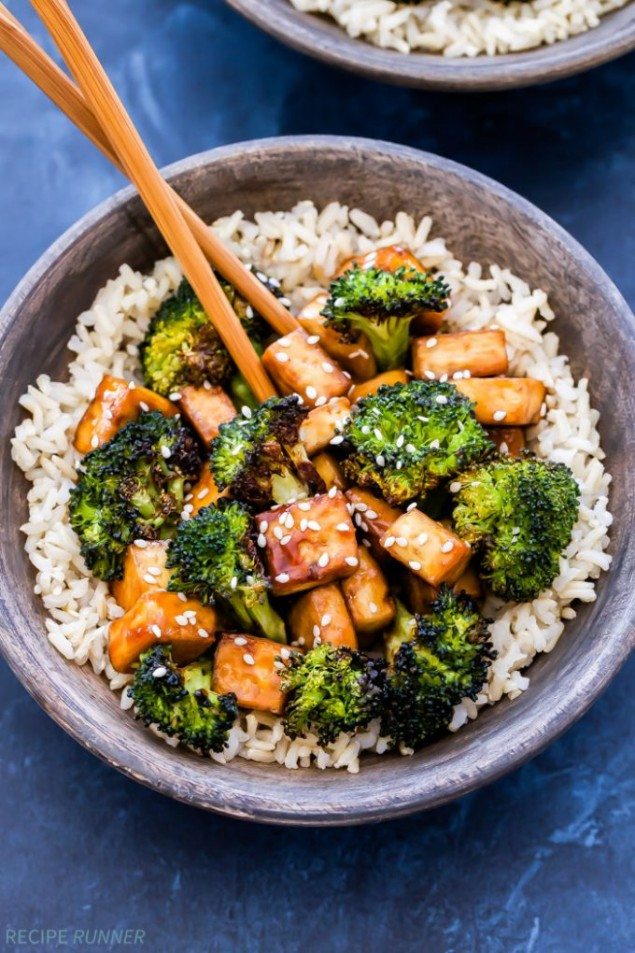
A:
[1,3,633,951]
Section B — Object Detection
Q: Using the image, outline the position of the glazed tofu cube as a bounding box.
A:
[486,426,526,457]
[188,467,225,515]
[262,330,350,408]
[345,488,402,561]
[111,540,171,611]
[178,384,236,445]
[382,509,471,588]
[349,369,408,403]
[340,547,395,637]
[108,590,216,673]
[74,374,176,453]
[413,330,508,381]
[288,584,357,650]
[312,452,347,491]
[299,397,351,455]
[404,573,437,615]
[453,564,482,600]
[456,377,546,426]
[213,633,285,714]
[338,246,445,331]
[258,490,358,596]
[298,293,377,381]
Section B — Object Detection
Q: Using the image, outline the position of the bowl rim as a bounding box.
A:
[1,135,634,826]
[224,0,635,91]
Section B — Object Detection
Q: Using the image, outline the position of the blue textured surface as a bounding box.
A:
[0,2,633,950]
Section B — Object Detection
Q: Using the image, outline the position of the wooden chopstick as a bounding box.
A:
[0,5,298,340]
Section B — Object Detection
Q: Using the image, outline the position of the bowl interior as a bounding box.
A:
[225,0,635,91]
[0,137,633,824]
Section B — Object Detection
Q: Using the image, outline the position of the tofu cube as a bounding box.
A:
[312,452,347,491]
[108,590,216,673]
[213,634,285,714]
[340,547,395,637]
[345,488,402,562]
[299,397,351,455]
[486,426,526,457]
[258,490,358,596]
[349,369,408,403]
[298,293,376,381]
[74,374,176,453]
[262,330,350,408]
[382,509,471,588]
[456,378,546,426]
[405,562,481,614]
[288,584,357,650]
[413,330,508,380]
[111,540,171,611]
[178,384,236,445]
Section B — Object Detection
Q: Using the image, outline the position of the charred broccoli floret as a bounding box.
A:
[322,264,449,371]
[139,272,275,398]
[69,412,201,580]
[382,588,495,750]
[211,395,323,508]
[452,455,580,602]
[167,500,286,643]
[341,380,493,505]
[281,642,386,745]
[129,645,237,754]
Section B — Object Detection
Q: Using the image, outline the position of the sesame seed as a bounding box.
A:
[417,533,429,545]
[409,560,422,571]
[383,536,396,549]
[328,486,338,499]
[374,428,383,440]
[275,352,289,363]
[317,553,330,568]
[198,628,209,639]
[307,520,321,531]
[242,406,253,418]
[152,666,167,678]
[440,540,455,553]
[329,435,344,446]
[278,337,291,347]
[203,380,212,390]
[230,576,238,589]
[440,374,448,384]
[297,501,311,511]
[424,370,436,380]
[361,426,370,435]
[128,380,136,390]
[234,636,247,646]
[147,566,162,577]
[336,522,350,532]
[150,624,162,638]
[493,409,507,422]
[307,335,320,345]
[274,660,285,671]
[280,647,291,660]
[322,362,334,373]
[356,502,368,513]
[143,574,156,585]
[452,371,464,381]
[429,439,440,450]
[273,526,284,540]
[376,454,386,467]
[134,539,148,548]
[243,653,255,666]
[182,504,193,515]
[369,602,378,614]
[396,435,404,448]
[300,635,308,646]
[169,392,182,401]
[450,481,462,493]
[315,395,327,407]
[426,338,438,349]
[175,614,188,626]
[313,625,321,639]
[345,556,359,567]
[300,518,308,532]
[500,442,509,454]
[306,386,317,400]
[463,370,472,379]
[257,534,267,548]
[406,443,416,454]
[366,509,378,520]
[275,573,290,584]
[259,521,269,534]
[354,513,363,527]
[396,537,408,547]
[406,502,417,512]
[177,592,187,602]
[436,395,448,405]
[90,434,99,449]
[361,538,371,548]
[139,401,150,412]
[280,534,292,546]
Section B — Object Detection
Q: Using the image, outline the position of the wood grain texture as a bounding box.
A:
[224,0,635,91]
[0,137,633,825]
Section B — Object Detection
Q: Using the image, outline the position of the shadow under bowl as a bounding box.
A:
[0,136,633,825]
[225,0,635,91]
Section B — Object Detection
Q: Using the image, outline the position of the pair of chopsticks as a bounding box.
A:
[0,1,300,402]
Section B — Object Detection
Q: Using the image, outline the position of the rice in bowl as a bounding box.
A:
[11,201,612,773]
[288,0,630,58]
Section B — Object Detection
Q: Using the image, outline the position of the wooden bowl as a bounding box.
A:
[0,137,633,825]
[225,0,635,91]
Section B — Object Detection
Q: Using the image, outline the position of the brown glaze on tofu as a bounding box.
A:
[258,490,358,596]
[298,293,377,381]
[413,330,508,380]
[486,425,526,457]
[345,487,402,562]
[382,508,471,588]
[111,540,171,612]
[178,384,236,445]
[340,547,395,637]
[299,397,351,455]
[288,584,357,650]
[212,633,285,714]
[348,369,409,403]
[456,377,546,426]
[74,374,176,453]
[311,452,347,491]
[262,330,350,408]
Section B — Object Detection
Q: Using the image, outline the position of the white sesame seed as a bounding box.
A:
[436,395,448,405]
[175,614,188,626]
[203,380,212,390]
[440,540,455,553]
[259,521,269,533]
[328,486,338,499]
[396,435,404,448]
[463,370,471,379]
[361,538,371,548]
[365,509,378,520]
[452,371,464,381]
[298,636,307,646]
[376,454,386,467]
[242,405,253,418]
[315,395,327,407]
[275,573,290,584]
[128,380,136,390]
[329,435,344,446]
[424,370,436,380]
[320,614,332,627]
[440,374,448,384]
[275,352,289,363]
[406,443,416,454]
[493,409,507,422]
[500,442,509,454]
[374,428,383,440]
[307,520,321,531]
[280,534,292,546]
[278,337,291,347]
[317,553,330,568]
[406,502,417,512]
[361,425,370,435]
[450,481,462,493]
[147,566,162,577]
[198,628,209,639]
[322,361,334,373]
[274,660,285,671]
[134,539,148,548]
[257,534,267,548]
[230,575,238,589]
[182,503,193,514]
[409,560,422,571]
[297,501,311,511]
[143,574,156,585]
[234,636,247,646]
[177,592,187,602]
[306,386,317,400]
[345,556,359,567]
[417,533,429,545]
[426,338,438,349]
[169,392,182,401]
[273,526,284,540]
[243,653,255,666]
[396,537,408,548]
[312,625,321,639]
[150,624,162,638]
[383,536,396,549]
[429,439,440,450]
[90,434,99,449]
[307,335,320,345]
[185,492,193,502]
[152,666,167,678]
[369,602,378,614]
[139,401,150,412]
[300,518,308,532]
[336,522,350,532]
[356,502,368,512]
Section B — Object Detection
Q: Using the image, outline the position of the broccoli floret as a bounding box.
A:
[129,645,237,754]
[452,455,580,602]
[322,264,449,371]
[382,588,495,750]
[69,411,201,580]
[167,500,287,643]
[281,642,386,745]
[139,272,275,398]
[341,380,493,505]
[211,395,323,509]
